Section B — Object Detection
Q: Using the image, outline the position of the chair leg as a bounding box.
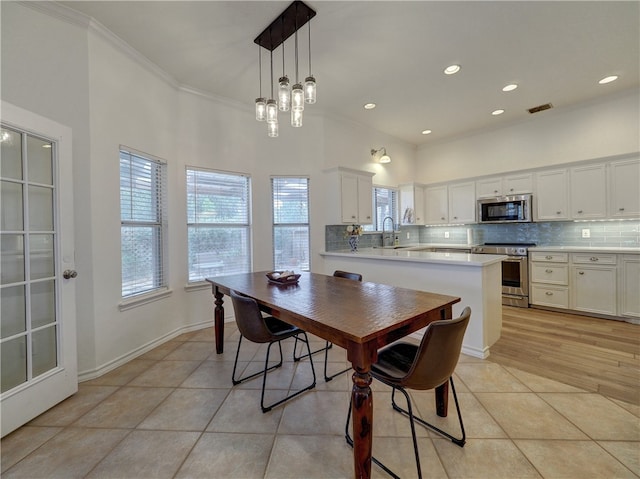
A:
[293,337,332,362]
[391,377,466,447]
[261,332,317,413]
[345,395,402,479]
[323,343,351,382]
[231,335,284,386]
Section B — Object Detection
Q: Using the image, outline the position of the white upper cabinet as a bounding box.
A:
[400,183,425,225]
[504,173,533,195]
[476,173,532,198]
[448,181,476,224]
[424,185,448,224]
[570,163,607,220]
[325,167,374,224]
[534,169,570,221]
[609,158,640,218]
[476,177,503,198]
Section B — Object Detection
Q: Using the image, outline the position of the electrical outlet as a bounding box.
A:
[582,228,591,238]
[406,232,410,239]
[444,231,450,238]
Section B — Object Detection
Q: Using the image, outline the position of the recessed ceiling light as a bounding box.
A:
[492,109,505,116]
[421,129,432,135]
[502,84,518,92]
[363,103,376,110]
[444,64,461,75]
[599,75,618,84]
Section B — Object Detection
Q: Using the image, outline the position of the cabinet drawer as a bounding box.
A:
[531,264,569,285]
[531,284,569,308]
[571,253,617,265]
[530,252,568,263]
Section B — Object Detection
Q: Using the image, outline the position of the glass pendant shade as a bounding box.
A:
[267,120,279,137]
[255,98,266,121]
[278,76,291,112]
[304,76,316,104]
[291,108,303,127]
[291,84,304,111]
[266,99,278,123]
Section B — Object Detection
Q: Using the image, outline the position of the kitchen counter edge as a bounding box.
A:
[319,248,507,266]
[529,246,640,254]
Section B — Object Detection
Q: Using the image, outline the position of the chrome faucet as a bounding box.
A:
[382,216,395,247]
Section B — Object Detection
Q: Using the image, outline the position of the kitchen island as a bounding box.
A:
[319,247,507,358]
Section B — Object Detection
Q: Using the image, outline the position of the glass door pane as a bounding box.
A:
[0,128,59,394]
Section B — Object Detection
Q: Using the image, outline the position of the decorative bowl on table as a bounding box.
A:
[266,271,301,285]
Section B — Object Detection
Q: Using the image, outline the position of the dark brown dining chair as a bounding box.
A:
[294,270,363,381]
[230,290,316,413]
[345,307,471,479]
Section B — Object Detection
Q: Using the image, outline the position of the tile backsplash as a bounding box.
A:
[325,221,640,251]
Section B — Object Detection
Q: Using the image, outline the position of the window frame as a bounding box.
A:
[271,176,310,272]
[119,146,168,299]
[186,166,252,283]
[364,185,400,232]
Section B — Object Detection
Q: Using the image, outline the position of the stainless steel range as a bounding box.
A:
[471,243,535,308]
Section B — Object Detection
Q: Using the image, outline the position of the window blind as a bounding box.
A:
[365,187,399,231]
[120,149,167,297]
[272,177,310,271]
[186,168,251,282]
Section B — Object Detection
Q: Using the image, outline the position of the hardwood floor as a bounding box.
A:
[488,306,640,405]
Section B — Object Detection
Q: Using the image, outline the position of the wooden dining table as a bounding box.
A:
[207,271,460,479]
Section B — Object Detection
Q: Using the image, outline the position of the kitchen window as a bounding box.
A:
[120,148,167,297]
[364,186,399,232]
[272,177,310,271]
[186,168,251,282]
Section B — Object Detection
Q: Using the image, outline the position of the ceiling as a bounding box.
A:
[58,1,639,147]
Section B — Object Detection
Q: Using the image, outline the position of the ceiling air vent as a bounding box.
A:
[528,103,553,114]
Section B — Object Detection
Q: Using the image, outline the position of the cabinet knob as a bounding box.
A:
[590,257,599,262]
[545,291,553,296]
[453,216,458,219]
[509,188,514,192]
[494,190,498,193]
[577,210,583,214]
[545,269,553,273]
[556,211,562,215]
[579,271,585,275]
[366,216,371,219]
[441,217,445,220]
[351,215,356,219]
[545,255,553,260]
[619,207,625,211]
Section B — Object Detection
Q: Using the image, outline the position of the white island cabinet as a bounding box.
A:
[318,248,505,358]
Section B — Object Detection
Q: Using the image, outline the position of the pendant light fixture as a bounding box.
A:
[278,18,291,112]
[253,1,316,137]
[255,46,266,121]
[291,15,305,114]
[304,16,316,104]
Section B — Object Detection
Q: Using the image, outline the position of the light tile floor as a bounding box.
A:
[2,324,639,478]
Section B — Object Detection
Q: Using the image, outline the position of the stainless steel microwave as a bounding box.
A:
[477,194,533,223]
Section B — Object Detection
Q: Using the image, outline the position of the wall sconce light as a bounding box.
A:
[371,147,391,164]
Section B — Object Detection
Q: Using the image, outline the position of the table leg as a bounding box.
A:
[352,369,373,479]
[435,381,449,417]
[214,287,224,354]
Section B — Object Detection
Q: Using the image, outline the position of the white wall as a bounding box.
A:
[416,89,640,183]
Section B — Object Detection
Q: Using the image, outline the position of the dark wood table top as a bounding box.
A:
[207,271,460,353]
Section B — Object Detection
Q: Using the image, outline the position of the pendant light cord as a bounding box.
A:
[258,46,262,97]
[307,16,312,75]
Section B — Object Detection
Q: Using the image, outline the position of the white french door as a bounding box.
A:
[1,102,77,437]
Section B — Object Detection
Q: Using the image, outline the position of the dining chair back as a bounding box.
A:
[346,306,471,479]
[230,290,316,412]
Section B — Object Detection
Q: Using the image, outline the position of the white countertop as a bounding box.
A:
[320,248,506,266]
[530,246,640,254]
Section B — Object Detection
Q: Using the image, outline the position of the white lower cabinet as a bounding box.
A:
[619,255,640,318]
[530,250,638,321]
[571,264,617,316]
[530,252,569,308]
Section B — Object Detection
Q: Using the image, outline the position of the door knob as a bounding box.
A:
[63,269,78,279]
